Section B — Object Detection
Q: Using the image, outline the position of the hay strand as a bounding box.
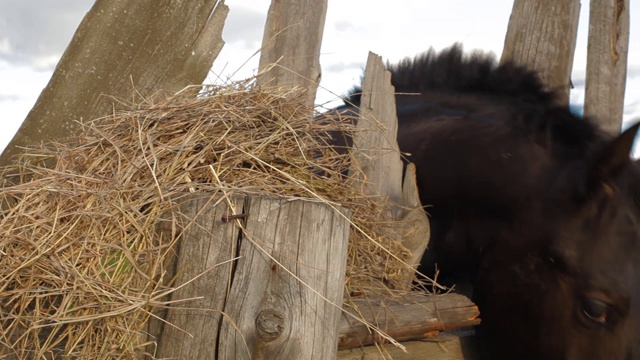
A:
[0,79,415,358]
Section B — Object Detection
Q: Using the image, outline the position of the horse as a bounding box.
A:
[330,44,640,359]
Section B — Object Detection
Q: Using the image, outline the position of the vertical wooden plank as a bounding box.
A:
[217,197,350,360]
[500,0,581,105]
[584,0,630,134]
[297,200,351,357]
[154,195,244,359]
[349,52,430,282]
[350,52,404,206]
[400,163,431,270]
[257,0,328,107]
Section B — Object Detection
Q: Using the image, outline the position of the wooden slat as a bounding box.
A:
[153,195,245,358]
[584,0,630,134]
[349,52,431,286]
[338,293,480,350]
[500,0,580,105]
[217,197,350,360]
[257,0,328,107]
[350,52,404,205]
[151,195,350,359]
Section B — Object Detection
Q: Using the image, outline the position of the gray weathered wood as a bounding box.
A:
[584,0,630,134]
[401,163,431,269]
[350,52,404,205]
[349,52,430,286]
[151,196,350,359]
[199,196,349,360]
[500,0,580,105]
[257,0,328,108]
[338,337,479,360]
[338,293,480,350]
[152,195,244,358]
[0,0,228,168]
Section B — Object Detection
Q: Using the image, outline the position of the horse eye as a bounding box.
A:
[581,297,609,325]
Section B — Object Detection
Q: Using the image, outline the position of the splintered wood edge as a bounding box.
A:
[400,163,430,268]
[348,52,431,273]
[349,51,404,205]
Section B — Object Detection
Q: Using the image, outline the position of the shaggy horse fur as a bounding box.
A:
[334,44,640,359]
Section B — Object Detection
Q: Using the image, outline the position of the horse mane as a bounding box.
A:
[346,43,557,107]
[344,43,609,160]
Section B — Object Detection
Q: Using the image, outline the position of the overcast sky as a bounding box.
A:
[1,0,639,153]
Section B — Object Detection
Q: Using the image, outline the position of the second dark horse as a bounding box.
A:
[331,44,640,359]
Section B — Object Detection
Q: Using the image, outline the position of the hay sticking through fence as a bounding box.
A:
[0,80,416,358]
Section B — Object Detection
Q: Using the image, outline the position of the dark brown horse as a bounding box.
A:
[332,44,640,359]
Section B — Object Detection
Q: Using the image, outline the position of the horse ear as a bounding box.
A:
[586,122,640,193]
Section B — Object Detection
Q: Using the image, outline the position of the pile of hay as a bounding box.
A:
[0,80,414,358]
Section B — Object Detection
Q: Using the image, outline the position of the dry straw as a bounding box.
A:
[0,80,416,358]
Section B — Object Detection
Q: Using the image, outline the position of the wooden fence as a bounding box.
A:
[0,0,628,358]
[145,1,480,358]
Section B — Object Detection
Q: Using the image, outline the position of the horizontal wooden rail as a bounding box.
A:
[338,292,480,350]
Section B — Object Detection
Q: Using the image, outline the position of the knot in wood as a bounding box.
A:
[255,309,285,342]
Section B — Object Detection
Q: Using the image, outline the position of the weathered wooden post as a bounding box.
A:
[150,1,346,358]
[153,195,350,359]
[501,0,581,105]
[584,0,630,134]
[257,0,328,107]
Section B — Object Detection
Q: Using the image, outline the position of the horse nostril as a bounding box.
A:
[581,297,609,325]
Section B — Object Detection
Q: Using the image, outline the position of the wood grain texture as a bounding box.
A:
[151,196,350,359]
[154,195,244,359]
[400,163,431,270]
[257,0,328,108]
[338,293,480,350]
[500,0,580,105]
[350,52,404,205]
[215,197,350,359]
[0,0,228,168]
[349,52,430,285]
[584,0,630,134]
